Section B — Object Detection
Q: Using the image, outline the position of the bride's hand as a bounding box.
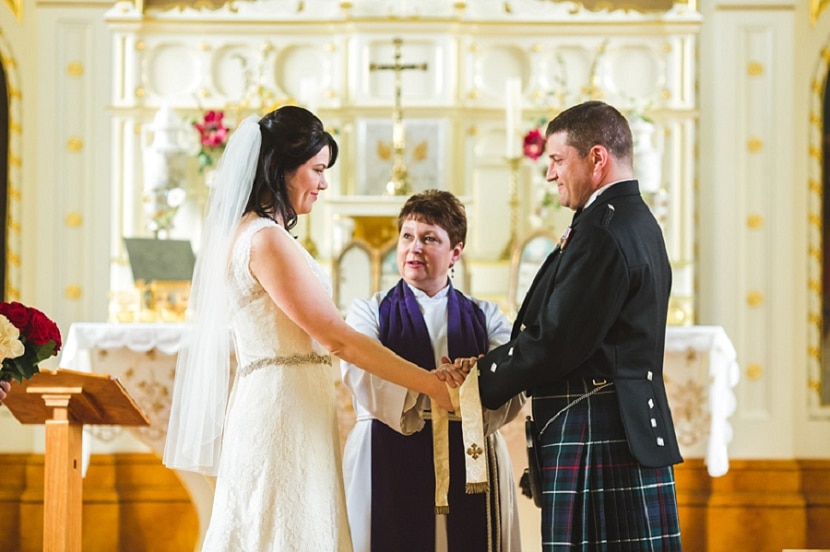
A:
[434,355,474,388]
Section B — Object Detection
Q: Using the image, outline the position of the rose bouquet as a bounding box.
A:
[0,301,62,383]
[193,110,230,173]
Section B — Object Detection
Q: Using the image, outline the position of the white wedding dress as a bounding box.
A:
[201,217,352,552]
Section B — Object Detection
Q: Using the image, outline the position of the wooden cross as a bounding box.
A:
[369,37,428,195]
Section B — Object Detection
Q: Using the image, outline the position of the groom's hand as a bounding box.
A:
[434,355,475,388]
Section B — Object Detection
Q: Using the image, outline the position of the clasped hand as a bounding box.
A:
[434,355,478,388]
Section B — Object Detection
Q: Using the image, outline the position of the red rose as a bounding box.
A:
[0,301,33,332]
[27,308,61,351]
[523,128,547,162]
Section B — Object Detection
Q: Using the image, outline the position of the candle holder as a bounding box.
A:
[499,156,522,260]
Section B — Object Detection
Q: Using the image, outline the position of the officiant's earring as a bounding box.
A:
[450,264,455,278]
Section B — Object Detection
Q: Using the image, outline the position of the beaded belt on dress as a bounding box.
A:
[239,353,332,376]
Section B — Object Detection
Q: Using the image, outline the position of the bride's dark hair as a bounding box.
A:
[247,105,339,231]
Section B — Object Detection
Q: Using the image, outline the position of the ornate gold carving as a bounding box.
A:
[8,153,20,167]
[8,86,20,100]
[746,363,763,380]
[67,62,83,77]
[746,291,763,307]
[747,61,764,76]
[65,285,82,300]
[811,0,830,26]
[809,345,821,360]
[667,297,692,326]
[746,214,763,228]
[810,178,822,193]
[7,251,19,266]
[809,278,821,293]
[747,138,763,153]
[2,0,21,23]
[468,89,479,100]
[532,43,542,53]
[65,213,83,227]
[469,42,478,53]
[809,378,822,393]
[135,87,146,98]
[810,144,822,160]
[136,41,145,51]
[66,137,83,152]
[352,216,398,248]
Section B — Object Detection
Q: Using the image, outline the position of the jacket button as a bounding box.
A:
[490,362,498,373]
[647,370,653,381]
[508,347,514,356]
[657,437,665,446]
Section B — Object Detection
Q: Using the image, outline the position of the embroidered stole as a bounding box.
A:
[371,279,491,552]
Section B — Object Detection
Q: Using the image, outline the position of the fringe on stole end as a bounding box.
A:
[466,481,489,494]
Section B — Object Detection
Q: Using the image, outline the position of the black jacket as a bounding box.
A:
[478,180,682,468]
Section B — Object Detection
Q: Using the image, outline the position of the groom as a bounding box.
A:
[473,101,684,549]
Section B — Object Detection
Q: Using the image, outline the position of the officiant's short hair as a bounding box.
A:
[397,189,467,246]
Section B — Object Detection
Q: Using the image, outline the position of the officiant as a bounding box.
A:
[340,189,525,552]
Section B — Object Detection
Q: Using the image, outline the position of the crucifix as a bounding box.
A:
[369,37,428,196]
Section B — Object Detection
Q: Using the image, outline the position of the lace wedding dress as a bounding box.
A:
[201,217,352,551]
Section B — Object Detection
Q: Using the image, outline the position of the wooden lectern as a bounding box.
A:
[3,368,150,552]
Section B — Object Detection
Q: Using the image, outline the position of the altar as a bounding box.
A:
[59,321,739,549]
[60,323,738,477]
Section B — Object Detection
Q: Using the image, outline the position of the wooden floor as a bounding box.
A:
[0,453,828,551]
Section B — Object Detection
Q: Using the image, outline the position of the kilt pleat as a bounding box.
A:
[533,380,682,551]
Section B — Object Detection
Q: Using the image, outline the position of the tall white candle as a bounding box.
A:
[505,77,522,158]
[392,120,405,147]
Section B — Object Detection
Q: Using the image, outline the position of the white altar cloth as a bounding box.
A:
[59,322,739,478]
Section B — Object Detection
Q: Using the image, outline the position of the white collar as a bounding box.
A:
[583,179,626,210]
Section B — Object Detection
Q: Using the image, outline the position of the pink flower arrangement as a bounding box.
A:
[194,110,230,172]
[523,127,546,162]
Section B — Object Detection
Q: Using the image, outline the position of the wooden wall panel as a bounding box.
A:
[2,454,830,551]
[707,460,806,552]
[0,453,197,552]
[800,459,830,550]
[675,459,711,552]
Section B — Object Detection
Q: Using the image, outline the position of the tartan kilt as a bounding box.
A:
[532,379,682,551]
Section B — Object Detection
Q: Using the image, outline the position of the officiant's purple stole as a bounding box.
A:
[372,279,494,552]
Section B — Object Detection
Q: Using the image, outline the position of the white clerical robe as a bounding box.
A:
[341,283,525,552]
